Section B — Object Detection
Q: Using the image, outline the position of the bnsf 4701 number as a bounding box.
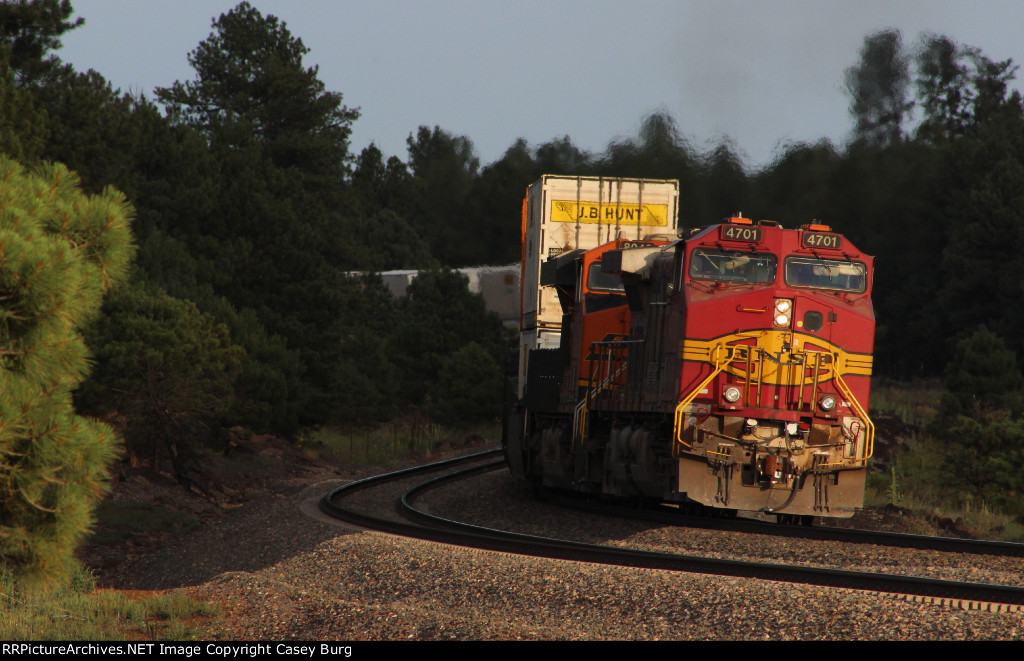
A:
[802,232,841,249]
[720,226,761,242]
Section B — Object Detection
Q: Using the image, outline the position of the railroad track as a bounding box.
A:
[545,492,1024,558]
[319,451,1024,610]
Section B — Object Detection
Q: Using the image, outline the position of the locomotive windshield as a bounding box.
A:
[587,262,625,293]
[785,256,867,292]
[688,248,777,284]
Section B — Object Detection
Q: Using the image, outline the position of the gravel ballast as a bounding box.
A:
[100,460,1024,641]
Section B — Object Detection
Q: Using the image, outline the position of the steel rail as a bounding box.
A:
[543,491,1024,558]
[320,456,1024,608]
[318,449,503,532]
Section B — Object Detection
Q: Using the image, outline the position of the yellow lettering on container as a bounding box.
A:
[551,201,668,226]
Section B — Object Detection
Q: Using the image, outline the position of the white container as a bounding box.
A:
[518,175,679,395]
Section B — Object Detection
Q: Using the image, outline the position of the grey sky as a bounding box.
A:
[58,0,1024,170]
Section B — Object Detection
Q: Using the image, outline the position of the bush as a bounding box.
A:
[78,282,243,481]
[428,342,503,427]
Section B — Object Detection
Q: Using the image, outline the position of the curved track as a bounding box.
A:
[320,453,1024,609]
[543,493,1024,558]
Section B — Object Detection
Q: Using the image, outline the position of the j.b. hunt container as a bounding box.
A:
[519,175,679,395]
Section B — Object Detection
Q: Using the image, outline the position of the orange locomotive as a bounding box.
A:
[506,195,875,522]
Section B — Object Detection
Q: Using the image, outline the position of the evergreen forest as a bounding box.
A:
[5,1,1024,580]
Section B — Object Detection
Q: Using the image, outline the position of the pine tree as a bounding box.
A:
[77,283,244,480]
[0,50,48,162]
[403,126,480,265]
[0,0,82,86]
[845,29,914,147]
[0,156,134,585]
[153,2,369,424]
[155,1,358,188]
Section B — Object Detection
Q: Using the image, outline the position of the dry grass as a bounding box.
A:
[0,565,221,640]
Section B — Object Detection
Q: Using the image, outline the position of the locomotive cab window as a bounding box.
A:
[688,248,777,284]
[585,261,627,313]
[586,262,625,293]
[784,256,867,293]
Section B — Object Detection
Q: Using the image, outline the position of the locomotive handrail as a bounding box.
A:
[718,343,841,413]
[673,344,743,454]
[832,369,875,464]
[672,339,873,463]
[575,341,633,446]
[573,398,587,448]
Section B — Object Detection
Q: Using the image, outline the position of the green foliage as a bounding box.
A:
[402,125,481,265]
[595,112,716,224]
[27,66,139,194]
[0,157,133,586]
[0,50,47,162]
[917,328,1024,519]
[321,274,401,425]
[149,2,380,429]
[845,29,914,146]
[307,419,444,467]
[307,418,499,467]
[428,342,503,427]
[934,412,1024,513]
[155,1,358,185]
[915,33,1022,143]
[199,297,305,435]
[355,209,434,271]
[352,143,411,209]
[751,140,841,221]
[77,282,244,478]
[0,0,81,86]
[130,228,306,436]
[600,111,695,178]
[870,379,943,427]
[534,135,592,174]
[867,383,1024,539]
[10,3,1024,479]
[935,115,1024,362]
[703,140,749,216]
[915,34,974,143]
[941,326,1024,416]
[390,269,510,407]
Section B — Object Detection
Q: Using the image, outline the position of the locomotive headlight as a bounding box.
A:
[773,298,793,327]
[819,395,837,411]
[723,386,742,403]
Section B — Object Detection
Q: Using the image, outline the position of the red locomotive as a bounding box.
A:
[507,176,875,522]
